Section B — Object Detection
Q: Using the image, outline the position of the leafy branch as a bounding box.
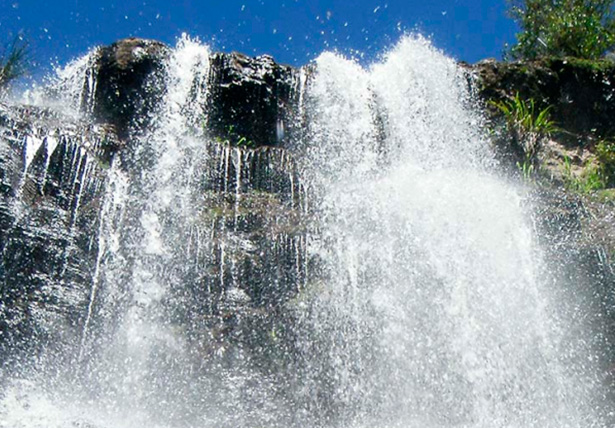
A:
[506,0,615,60]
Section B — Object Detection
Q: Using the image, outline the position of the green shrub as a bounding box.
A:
[209,124,255,148]
[507,0,615,59]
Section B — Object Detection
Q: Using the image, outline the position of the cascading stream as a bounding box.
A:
[0,34,611,428]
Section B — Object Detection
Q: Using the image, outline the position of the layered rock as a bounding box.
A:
[66,38,300,148]
[0,39,309,383]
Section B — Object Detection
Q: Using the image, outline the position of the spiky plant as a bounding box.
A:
[491,93,557,160]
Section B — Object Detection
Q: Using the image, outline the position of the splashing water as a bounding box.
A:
[0,34,611,428]
[22,47,100,116]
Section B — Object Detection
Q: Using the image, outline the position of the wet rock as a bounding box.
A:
[0,102,109,369]
[531,187,615,373]
[206,52,298,147]
[0,103,120,164]
[92,38,171,139]
[87,40,300,149]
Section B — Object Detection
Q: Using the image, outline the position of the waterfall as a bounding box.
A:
[0,34,611,428]
[291,35,609,427]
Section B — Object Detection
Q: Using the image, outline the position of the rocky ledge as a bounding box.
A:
[74,39,615,168]
[68,38,299,148]
[470,57,615,138]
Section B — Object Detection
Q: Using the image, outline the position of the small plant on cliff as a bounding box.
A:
[563,154,608,193]
[563,140,615,193]
[506,0,615,59]
[490,93,557,178]
[210,124,255,148]
[0,37,28,95]
[596,140,615,186]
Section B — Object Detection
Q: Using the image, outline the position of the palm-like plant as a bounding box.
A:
[0,37,28,94]
[490,93,557,179]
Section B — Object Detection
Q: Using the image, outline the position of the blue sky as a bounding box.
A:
[2,0,518,75]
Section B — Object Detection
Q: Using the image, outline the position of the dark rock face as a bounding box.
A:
[91,38,170,139]
[206,52,298,147]
[469,58,615,139]
[0,42,307,380]
[0,104,112,373]
[168,144,307,382]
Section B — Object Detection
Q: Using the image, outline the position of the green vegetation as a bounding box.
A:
[594,188,615,203]
[551,56,615,72]
[561,142,615,193]
[214,125,255,148]
[563,155,607,192]
[518,158,535,181]
[0,37,28,95]
[507,0,615,59]
[490,93,557,179]
[563,141,615,193]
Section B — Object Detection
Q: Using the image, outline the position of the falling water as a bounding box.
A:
[0,34,611,427]
[291,36,610,427]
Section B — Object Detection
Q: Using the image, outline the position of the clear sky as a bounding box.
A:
[1,0,518,76]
